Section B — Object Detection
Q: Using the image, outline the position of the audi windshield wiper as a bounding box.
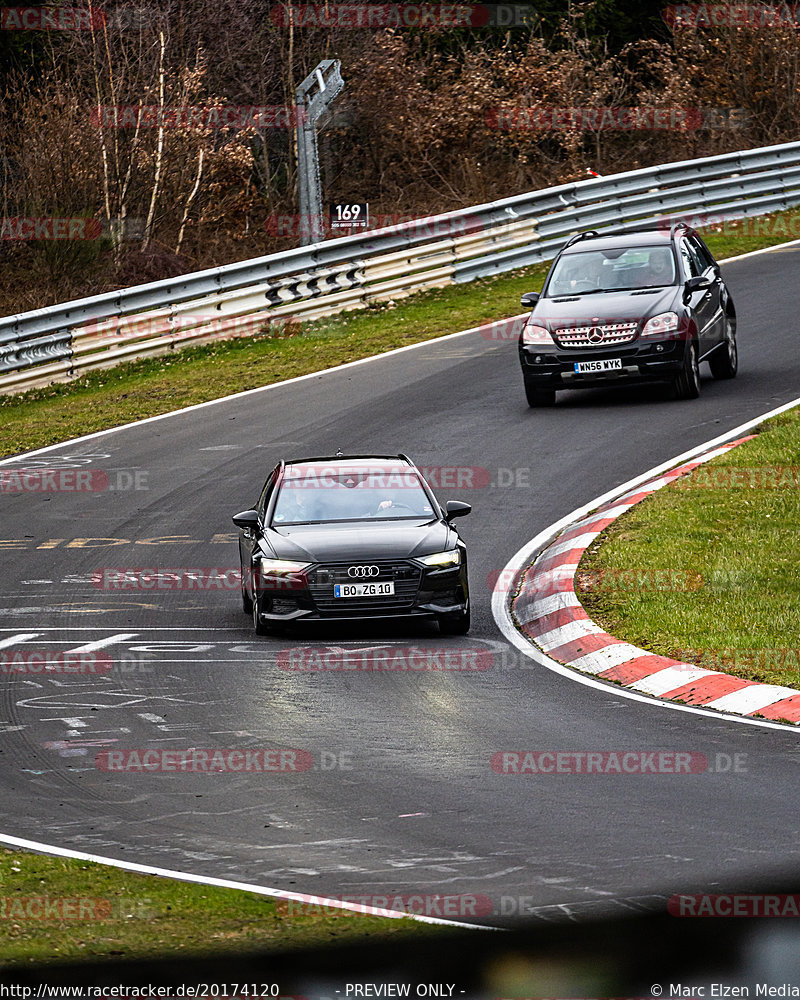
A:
[573,287,656,294]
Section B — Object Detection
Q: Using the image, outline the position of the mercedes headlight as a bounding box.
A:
[522,322,556,346]
[641,312,680,337]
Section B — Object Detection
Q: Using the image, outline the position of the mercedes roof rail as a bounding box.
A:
[670,220,696,238]
[563,230,599,250]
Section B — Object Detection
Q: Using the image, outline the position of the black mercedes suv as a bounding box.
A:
[518,224,737,406]
[232,454,471,635]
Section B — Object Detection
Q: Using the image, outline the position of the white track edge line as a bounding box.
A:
[0,832,499,931]
[491,393,800,734]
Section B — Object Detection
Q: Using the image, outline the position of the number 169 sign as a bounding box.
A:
[329,203,368,229]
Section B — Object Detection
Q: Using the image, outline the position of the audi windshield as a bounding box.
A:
[271,471,436,524]
[546,246,679,296]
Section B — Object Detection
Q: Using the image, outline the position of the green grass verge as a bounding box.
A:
[0,848,447,968]
[576,407,800,689]
[2,203,800,461]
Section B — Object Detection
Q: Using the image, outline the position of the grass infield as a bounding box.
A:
[576,407,800,693]
[0,849,448,968]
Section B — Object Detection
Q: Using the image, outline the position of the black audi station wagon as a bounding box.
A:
[232,454,471,636]
[518,224,738,406]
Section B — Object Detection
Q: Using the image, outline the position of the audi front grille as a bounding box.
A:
[306,560,421,613]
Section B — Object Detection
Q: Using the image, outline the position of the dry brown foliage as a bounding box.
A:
[1,4,800,312]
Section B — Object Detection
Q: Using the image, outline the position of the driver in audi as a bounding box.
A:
[372,492,432,517]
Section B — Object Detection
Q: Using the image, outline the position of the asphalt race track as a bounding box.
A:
[2,245,800,927]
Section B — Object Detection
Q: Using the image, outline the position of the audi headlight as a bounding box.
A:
[418,550,461,568]
[258,557,310,575]
[641,312,679,337]
[255,557,310,592]
[522,322,556,346]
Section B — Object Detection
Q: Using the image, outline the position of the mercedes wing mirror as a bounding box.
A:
[685,275,712,293]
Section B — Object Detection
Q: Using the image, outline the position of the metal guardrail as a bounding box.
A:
[4,139,800,394]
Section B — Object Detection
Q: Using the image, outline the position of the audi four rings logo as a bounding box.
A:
[588,326,604,343]
[348,565,380,578]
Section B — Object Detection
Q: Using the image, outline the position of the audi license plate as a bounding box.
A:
[574,358,623,373]
[334,582,395,598]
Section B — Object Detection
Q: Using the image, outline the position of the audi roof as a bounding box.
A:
[279,454,416,471]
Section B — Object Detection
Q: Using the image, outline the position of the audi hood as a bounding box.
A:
[261,519,457,563]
